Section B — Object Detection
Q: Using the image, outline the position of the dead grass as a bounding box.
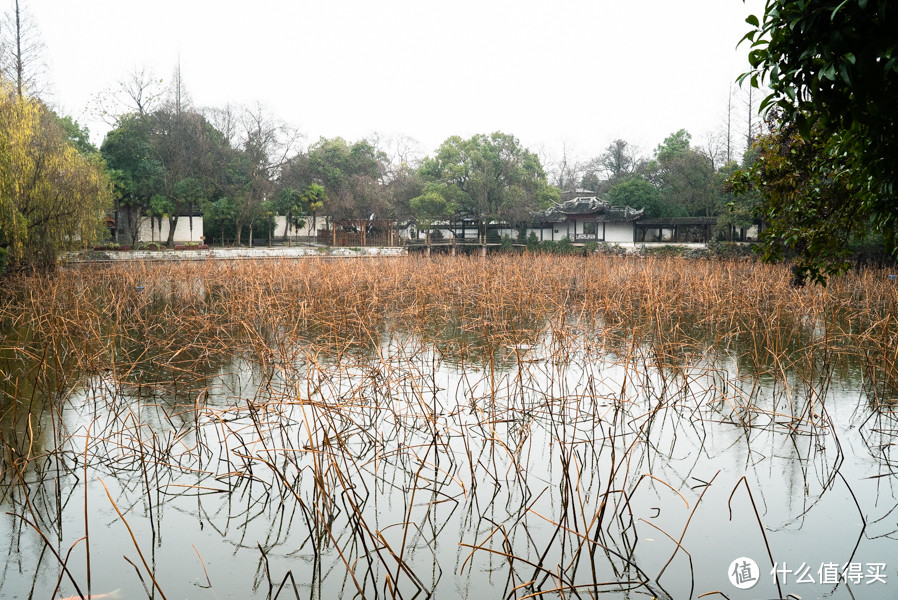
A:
[0,254,896,599]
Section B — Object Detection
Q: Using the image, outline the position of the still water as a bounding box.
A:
[1,326,895,600]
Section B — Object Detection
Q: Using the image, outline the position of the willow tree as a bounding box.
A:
[0,82,112,269]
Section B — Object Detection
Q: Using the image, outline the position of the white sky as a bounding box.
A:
[23,0,765,164]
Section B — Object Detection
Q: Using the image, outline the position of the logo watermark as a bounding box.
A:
[728,557,760,589]
[728,558,889,589]
[771,562,887,585]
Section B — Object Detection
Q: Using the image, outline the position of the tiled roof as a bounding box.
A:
[534,196,644,222]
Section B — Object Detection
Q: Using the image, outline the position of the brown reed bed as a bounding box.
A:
[0,254,896,600]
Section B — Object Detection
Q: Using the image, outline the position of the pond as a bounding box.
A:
[0,256,896,600]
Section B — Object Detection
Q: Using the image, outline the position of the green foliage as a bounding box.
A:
[705,240,758,260]
[717,161,759,236]
[654,129,692,163]
[741,0,898,278]
[419,132,557,232]
[0,247,7,276]
[53,114,97,155]
[281,137,387,221]
[410,182,457,240]
[500,235,514,251]
[731,119,861,284]
[644,244,689,257]
[605,176,686,219]
[102,108,230,246]
[555,236,573,254]
[276,187,306,235]
[646,130,718,218]
[301,183,326,215]
[526,231,540,251]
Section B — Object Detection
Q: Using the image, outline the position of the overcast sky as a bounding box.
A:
[22,0,765,164]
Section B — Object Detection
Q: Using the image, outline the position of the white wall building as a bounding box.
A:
[137,216,205,244]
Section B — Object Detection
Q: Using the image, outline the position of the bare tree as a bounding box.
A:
[231,103,301,245]
[597,139,638,180]
[725,84,735,164]
[166,59,192,115]
[547,142,587,191]
[122,67,163,115]
[89,67,165,126]
[699,130,725,171]
[367,132,424,182]
[1,0,48,98]
[740,82,771,156]
[204,103,241,147]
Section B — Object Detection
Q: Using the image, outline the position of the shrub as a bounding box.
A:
[526,232,540,252]
[555,236,574,254]
[501,235,514,251]
[594,242,628,257]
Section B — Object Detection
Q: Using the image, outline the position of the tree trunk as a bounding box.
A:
[166,215,178,247]
[14,0,23,98]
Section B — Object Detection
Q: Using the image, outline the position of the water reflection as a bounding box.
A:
[0,321,895,600]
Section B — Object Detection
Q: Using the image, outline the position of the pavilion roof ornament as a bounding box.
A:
[534,196,644,222]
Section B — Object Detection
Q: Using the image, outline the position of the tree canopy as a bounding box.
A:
[740,0,898,279]
[102,107,231,246]
[418,132,557,237]
[605,176,683,219]
[0,81,112,268]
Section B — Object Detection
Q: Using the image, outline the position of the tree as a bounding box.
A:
[604,176,684,219]
[419,132,558,242]
[409,183,457,245]
[102,107,231,246]
[597,139,638,181]
[1,82,112,267]
[653,129,692,163]
[101,113,165,244]
[0,0,47,98]
[276,187,303,244]
[731,117,859,283]
[547,142,587,191]
[54,115,97,155]
[280,137,388,223]
[205,196,235,246]
[300,183,326,234]
[717,160,758,240]
[648,130,716,217]
[741,0,898,277]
